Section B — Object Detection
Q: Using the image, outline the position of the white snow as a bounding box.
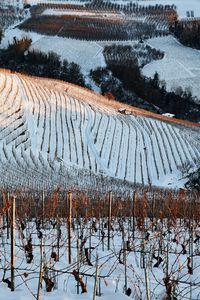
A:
[142,35,200,101]
[162,113,175,118]
[0,0,24,9]
[0,28,44,49]
[1,214,200,300]
[30,37,106,74]
[0,28,106,74]
[26,0,90,5]
[0,70,199,190]
[110,0,200,19]
[42,8,122,19]
[0,288,129,300]
[4,0,200,20]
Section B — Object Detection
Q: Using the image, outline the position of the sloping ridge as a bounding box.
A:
[0,69,199,191]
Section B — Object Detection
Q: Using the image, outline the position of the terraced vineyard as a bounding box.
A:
[0,70,199,191]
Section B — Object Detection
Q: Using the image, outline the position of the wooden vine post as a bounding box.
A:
[77,238,81,294]
[124,241,127,294]
[144,259,151,300]
[108,191,112,251]
[93,253,99,300]
[132,191,136,241]
[68,191,72,264]
[7,192,10,240]
[11,196,16,292]
[37,238,44,300]
[57,222,60,261]
[152,194,156,231]
[42,190,45,226]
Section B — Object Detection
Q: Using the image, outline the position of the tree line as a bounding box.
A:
[170,20,200,50]
[91,45,200,122]
[0,27,2,43]
[87,0,176,14]
[1,37,200,122]
[0,37,86,87]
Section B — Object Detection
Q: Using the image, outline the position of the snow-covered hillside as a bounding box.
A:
[142,35,200,102]
[0,69,199,190]
[5,0,200,20]
[20,0,200,19]
[0,29,105,75]
[29,37,106,74]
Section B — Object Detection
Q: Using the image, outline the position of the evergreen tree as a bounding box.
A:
[68,62,85,86]
[60,59,70,81]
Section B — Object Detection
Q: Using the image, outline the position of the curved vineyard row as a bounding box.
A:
[0,70,199,190]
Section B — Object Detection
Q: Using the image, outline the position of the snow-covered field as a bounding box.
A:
[42,8,123,19]
[5,0,200,20]
[30,37,105,74]
[0,70,199,190]
[1,208,200,300]
[26,0,90,5]
[0,29,105,75]
[7,0,200,19]
[9,0,198,20]
[0,29,105,74]
[0,216,139,300]
[0,28,42,49]
[142,35,200,101]
[37,38,105,73]
[110,0,200,19]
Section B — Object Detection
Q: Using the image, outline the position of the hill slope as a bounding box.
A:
[0,70,199,191]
